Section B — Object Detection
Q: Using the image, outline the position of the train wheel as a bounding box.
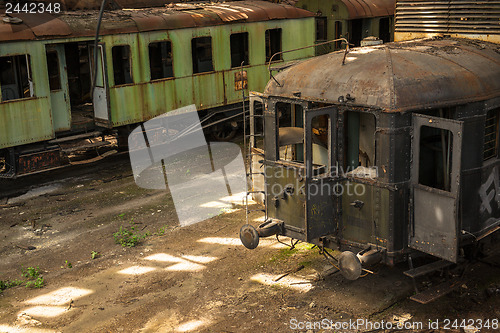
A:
[211,118,238,141]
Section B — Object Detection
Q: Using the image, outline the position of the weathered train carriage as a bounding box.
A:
[294,0,395,53]
[240,38,500,291]
[0,1,315,177]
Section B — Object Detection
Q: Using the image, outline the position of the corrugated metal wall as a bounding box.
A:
[395,0,500,35]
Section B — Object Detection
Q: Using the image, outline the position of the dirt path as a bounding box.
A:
[0,154,499,332]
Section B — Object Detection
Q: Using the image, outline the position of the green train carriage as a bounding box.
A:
[0,1,315,177]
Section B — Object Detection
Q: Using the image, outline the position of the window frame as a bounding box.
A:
[111,44,134,87]
[148,40,174,81]
[0,54,34,103]
[230,32,250,68]
[265,28,283,63]
[191,36,214,74]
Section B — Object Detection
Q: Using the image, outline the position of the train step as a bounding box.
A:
[403,259,454,279]
[410,279,461,304]
[49,131,102,144]
[62,141,111,154]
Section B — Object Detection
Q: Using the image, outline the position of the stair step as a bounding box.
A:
[62,141,111,153]
[410,279,461,304]
[403,260,454,279]
[49,131,102,144]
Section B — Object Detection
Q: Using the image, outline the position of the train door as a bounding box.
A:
[46,45,71,132]
[305,106,338,241]
[89,44,111,127]
[410,114,463,262]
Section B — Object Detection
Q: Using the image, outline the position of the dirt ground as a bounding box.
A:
[0,150,499,333]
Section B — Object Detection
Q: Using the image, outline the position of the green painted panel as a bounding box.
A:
[0,97,53,149]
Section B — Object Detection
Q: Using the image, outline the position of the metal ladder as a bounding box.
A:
[243,93,267,226]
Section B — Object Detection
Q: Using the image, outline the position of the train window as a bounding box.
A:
[230,32,249,68]
[379,17,391,43]
[192,37,214,74]
[484,109,499,161]
[112,45,133,86]
[278,102,304,162]
[334,21,343,49]
[149,41,173,80]
[419,126,453,191]
[311,115,330,172]
[0,55,32,102]
[316,17,328,41]
[344,112,376,178]
[265,29,282,63]
[46,51,61,91]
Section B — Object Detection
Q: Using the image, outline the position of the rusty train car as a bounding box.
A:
[240,0,500,303]
[0,1,316,177]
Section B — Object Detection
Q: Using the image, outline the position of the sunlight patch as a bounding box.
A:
[175,319,210,332]
[118,266,157,275]
[20,306,68,318]
[144,253,184,263]
[0,325,57,333]
[25,287,93,306]
[250,273,313,292]
[181,255,218,264]
[166,262,205,272]
[197,236,282,247]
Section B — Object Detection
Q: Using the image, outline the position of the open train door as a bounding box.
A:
[305,106,339,241]
[410,114,463,263]
[89,44,111,128]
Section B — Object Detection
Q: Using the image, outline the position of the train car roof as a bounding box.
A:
[265,38,500,113]
[0,1,314,42]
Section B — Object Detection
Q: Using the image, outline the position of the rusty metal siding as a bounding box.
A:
[0,1,314,42]
[0,42,54,149]
[395,0,500,42]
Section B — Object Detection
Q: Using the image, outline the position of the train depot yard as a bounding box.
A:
[1,0,500,332]
[0,153,499,332]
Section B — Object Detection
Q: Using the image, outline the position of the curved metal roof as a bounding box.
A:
[0,1,313,42]
[340,0,395,19]
[265,38,500,113]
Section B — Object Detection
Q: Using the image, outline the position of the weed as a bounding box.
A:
[21,266,44,289]
[0,279,23,293]
[155,226,168,236]
[113,222,147,247]
[91,251,100,259]
[65,260,72,269]
[25,277,44,289]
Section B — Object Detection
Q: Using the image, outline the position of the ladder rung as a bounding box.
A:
[245,134,264,138]
[247,153,265,157]
[247,209,265,213]
[247,172,265,176]
[245,114,264,118]
[247,191,265,194]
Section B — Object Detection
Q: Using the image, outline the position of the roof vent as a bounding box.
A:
[3,17,23,24]
[361,36,383,47]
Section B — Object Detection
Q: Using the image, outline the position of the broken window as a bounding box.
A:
[311,115,330,172]
[149,41,173,80]
[230,32,249,68]
[46,51,61,91]
[192,37,213,74]
[112,45,133,86]
[316,17,328,41]
[379,17,391,43]
[419,126,453,191]
[278,102,304,162]
[0,55,32,102]
[344,112,377,178]
[265,28,282,63]
[334,21,343,49]
[350,19,364,47]
[484,108,499,161]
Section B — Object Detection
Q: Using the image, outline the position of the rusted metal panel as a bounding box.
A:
[17,148,62,176]
[0,18,35,41]
[265,39,500,113]
[12,13,72,37]
[340,0,395,19]
[0,1,314,41]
